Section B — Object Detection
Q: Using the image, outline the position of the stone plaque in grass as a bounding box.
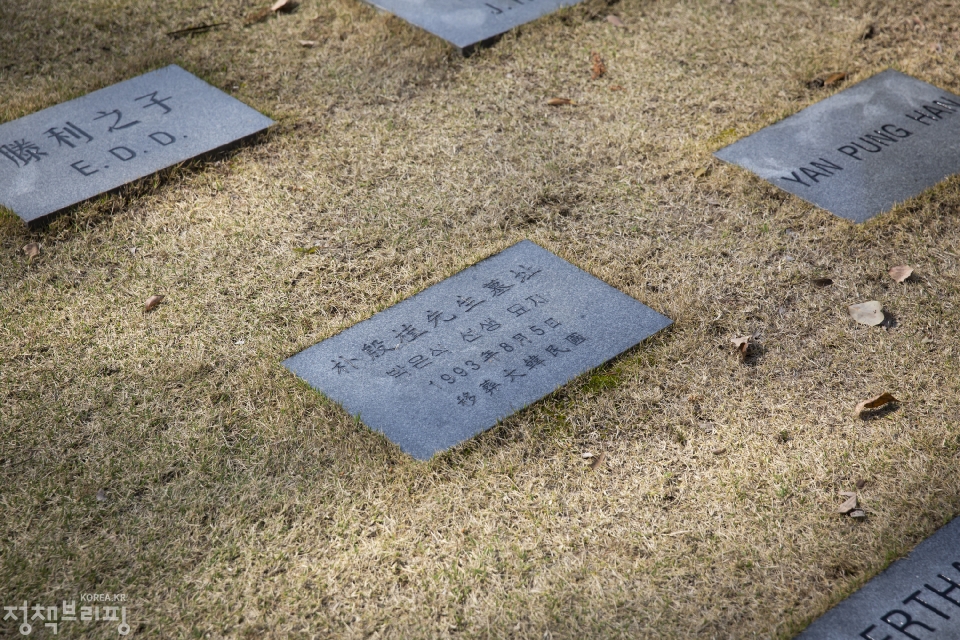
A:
[795,516,960,640]
[0,65,273,223]
[284,240,672,459]
[361,0,585,50]
[715,69,960,223]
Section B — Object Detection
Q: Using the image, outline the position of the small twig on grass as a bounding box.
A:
[166,23,226,38]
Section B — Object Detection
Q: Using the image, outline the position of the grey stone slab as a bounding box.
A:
[362,0,585,49]
[283,240,672,460]
[0,65,273,223]
[715,69,960,223]
[795,516,960,640]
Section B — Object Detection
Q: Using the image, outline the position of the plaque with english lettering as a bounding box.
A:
[795,516,960,640]
[715,70,960,223]
[361,0,585,49]
[0,65,273,223]
[283,241,672,459]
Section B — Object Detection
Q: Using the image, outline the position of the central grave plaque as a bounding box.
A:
[362,0,585,49]
[796,516,960,640]
[0,65,273,223]
[284,241,672,459]
[715,70,960,223]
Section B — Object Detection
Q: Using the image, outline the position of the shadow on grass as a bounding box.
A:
[859,402,901,421]
[19,129,273,234]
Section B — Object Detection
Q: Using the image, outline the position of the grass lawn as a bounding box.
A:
[1,0,959,637]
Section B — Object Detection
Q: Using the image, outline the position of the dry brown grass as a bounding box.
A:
[2,0,960,637]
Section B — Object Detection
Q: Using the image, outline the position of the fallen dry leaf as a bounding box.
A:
[298,39,318,47]
[812,277,833,287]
[694,166,711,179]
[547,97,574,106]
[849,509,867,519]
[245,7,272,24]
[22,242,40,259]
[712,447,727,455]
[581,452,595,459]
[731,335,753,357]
[609,84,624,91]
[96,488,107,503]
[824,72,847,86]
[849,300,884,326]
[144,294,165,312]
[589,452,606,470]
[271,0,294,10]
[889,264,913,283]
[606,15,625,27]
[856,392,898,415]
[591,52,606,80]
[856,478,868,489]
[838,493,858,514]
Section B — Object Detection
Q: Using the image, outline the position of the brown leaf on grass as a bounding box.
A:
[547,97,574,106]
[144,294,165,312]
[848,301,884,326]
[824,72,847,86]
[812,277,833,287]
[838,493,858,514]
[731,335,753,357]
[855,392,898,415]
[591,52,606,80]
[589,452,606,470]
[712,447,727,455]
[298,40,318,47]
[22,243,40,259]
[849,509,867,519]
[889,264,913,283]
[609,84,624,91]
[245,7,272,24]
[246,1,294,24]
[606,15,625,27]
[694,166,711,179]
[855,478,868,489]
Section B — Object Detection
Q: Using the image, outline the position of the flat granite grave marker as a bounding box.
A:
[284,240,672,459]
[796,516,960,639]
[715,69,960,223]
[361,0,585,50]
[0,65,273,223]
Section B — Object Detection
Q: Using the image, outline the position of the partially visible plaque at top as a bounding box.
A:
[715,69,960,223]
[363,0,585,50]
[284,241,672,460]
[0,65,273,223]
[795,516,960,640]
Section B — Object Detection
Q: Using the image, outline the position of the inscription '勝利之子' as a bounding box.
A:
[283,241,672,460]
[0,65,273,223]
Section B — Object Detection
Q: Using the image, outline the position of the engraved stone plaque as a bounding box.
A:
[283,241,672,459]
[715,70,960,223]
[363,0,585,49]
[0,65,273,223]
[796,516,960,639]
